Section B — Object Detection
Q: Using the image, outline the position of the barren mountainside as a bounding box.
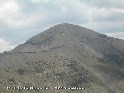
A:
[0,23,124,93]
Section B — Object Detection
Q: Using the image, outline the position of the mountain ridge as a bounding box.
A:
[0,23,124,93]
[12,23,124,68]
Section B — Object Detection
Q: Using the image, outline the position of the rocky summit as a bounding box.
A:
[0,23,124,93]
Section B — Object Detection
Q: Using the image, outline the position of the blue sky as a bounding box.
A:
[0,0,124,52]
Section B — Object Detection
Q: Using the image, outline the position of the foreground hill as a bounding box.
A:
[0,23,124,93]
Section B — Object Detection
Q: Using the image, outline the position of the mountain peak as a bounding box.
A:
[53,23,86,30]
[1,23,124,93]
[57,23,71,25]
[55,23,75,26]
[12,23,105,53]
[12,23,124,68]
[44,23,96,37]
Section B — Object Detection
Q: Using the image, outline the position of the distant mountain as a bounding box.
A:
[0,23,124,93]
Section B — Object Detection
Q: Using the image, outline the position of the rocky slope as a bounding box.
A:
[0,23,124,93]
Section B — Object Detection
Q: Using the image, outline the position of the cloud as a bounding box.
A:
[82,21,124,33]
[83,0,124,9]
[0,38,16,53]
[0,0,20,27]
[106,32,124,40]
[0,0,46,29]
[0,0,91,29]
[0,0,123,31]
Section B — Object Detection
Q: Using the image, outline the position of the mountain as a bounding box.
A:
[0,23,124,93]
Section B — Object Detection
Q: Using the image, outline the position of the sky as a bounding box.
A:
[0,0,124,53]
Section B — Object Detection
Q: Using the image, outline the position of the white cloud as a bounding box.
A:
[0,0,44,29]
[0,38,16,53]
[0,1,19,12]
[5,14,44,29]
[0,1,19,19]
[0,1,20,27]
[83,21,124,31]
[0,0,123,30]
[84,0,124,9]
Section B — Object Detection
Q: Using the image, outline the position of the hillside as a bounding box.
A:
[0,23,124,93]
